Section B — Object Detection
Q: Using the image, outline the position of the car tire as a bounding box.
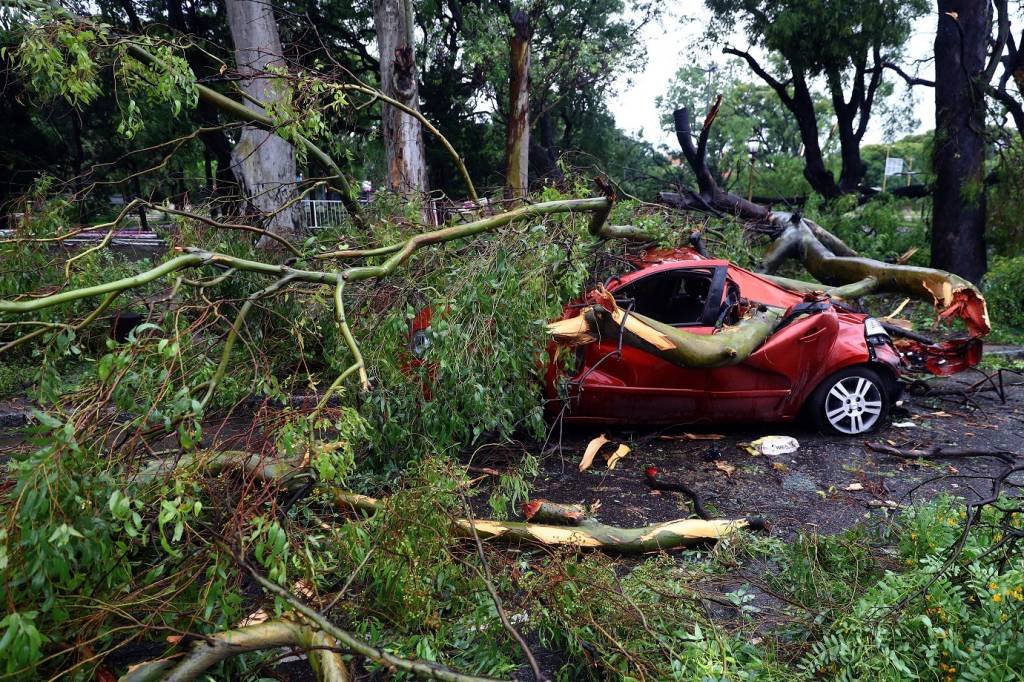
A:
[807,366,890,436]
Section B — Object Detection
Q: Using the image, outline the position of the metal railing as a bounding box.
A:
[301,196,465,229]
[300,199,349,230]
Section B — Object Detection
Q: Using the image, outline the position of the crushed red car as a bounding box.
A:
[411,248,983,435]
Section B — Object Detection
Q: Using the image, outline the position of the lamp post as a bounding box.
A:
[746,136,762,202]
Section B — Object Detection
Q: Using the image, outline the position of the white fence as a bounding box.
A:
[300,199,349,230]
[301,197,451,229]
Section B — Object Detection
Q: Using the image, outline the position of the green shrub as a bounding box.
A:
[800,497,1024,680]
[984,256,1024,333]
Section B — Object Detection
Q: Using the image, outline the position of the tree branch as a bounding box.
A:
[879,61,935,87]
[238,559,503,682]
[722,47,792,105]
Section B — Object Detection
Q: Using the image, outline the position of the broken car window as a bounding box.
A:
[615,269,714,326]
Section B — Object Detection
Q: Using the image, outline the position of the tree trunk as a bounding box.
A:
[833,104,867,193]
[373,0,429,194]
[791,73,840,199]
[548,285,783,370]
[531,110,561,182]
[225,0,296,244]
[933,2,988,283]
[663,106,991,341]
[504,9,531,199]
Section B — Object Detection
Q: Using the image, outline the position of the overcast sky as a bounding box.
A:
[609,8,940,151]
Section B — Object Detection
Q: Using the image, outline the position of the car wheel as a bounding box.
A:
[808,366,889,435]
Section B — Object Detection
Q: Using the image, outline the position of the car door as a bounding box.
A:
[566,267,722,424]
[705,301,840,422]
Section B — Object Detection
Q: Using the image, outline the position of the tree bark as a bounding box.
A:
[791,71,841,198]
[504,9,531,199]
[373,0,429,194]
[332,491,763,553]
[531,110,561,182]
[122,621,348,682]
[933,3,988,283]
[225,0,297,244]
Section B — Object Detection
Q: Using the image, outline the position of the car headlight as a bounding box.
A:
[864,317,889,342]
[410,329,431,358]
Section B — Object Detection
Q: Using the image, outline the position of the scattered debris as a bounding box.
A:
[741,436,800,456]
[892,421,917,428]
[338,490,765,552]
[579,434,609,472]
[522,499,587,525]
[895,248,918,265]
[714,460,737,477]
[866,442,1016,464]
[844,482,864,491]
[659,433,725,441]
[606,444,630,470]
[645,466,711,519]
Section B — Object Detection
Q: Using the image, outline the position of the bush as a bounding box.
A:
[984,256,1024,333]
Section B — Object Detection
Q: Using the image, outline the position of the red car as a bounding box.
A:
[412,248,967,435]
[540,249,907,435]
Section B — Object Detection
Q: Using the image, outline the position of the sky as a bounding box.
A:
[609,8,940,151]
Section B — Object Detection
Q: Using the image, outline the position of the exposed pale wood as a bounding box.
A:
[505,9,531,199]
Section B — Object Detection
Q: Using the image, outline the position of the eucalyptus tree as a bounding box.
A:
[374,0,429,193]
[414,0,655,193]
[226,0,297,240]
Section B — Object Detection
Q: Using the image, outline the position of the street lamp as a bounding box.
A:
[746,135,762,201]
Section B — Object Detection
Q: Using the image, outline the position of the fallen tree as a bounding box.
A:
[0,8,1003,678]
[548,285,781,369]
[333,490,763,553]
[144,452,763,554]
[662,103,991,340]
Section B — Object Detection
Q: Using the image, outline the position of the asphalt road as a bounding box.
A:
[519,370,1024,538]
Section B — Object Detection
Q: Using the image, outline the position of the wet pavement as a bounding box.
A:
[512,370,1024,538]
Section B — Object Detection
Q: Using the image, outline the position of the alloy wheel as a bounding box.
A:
[824,375,883,434]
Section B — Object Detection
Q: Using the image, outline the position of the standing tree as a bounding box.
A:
[658,62,830,196]
[932,3,990,283]
[505,7,532,199]
[984,0,1024,140]
[374,0,429,194]
[225,0,297,242]
[704,0,928,198]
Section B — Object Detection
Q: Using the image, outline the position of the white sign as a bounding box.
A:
[884,157,905,177]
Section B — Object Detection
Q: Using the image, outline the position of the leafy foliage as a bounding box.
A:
[984,256,1024,334]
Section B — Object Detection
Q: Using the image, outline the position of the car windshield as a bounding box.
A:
[614,269,714,326]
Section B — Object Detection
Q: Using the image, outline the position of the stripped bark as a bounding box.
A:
[666,106,991,340]
[334,490,761,553]
[460,515,762,553]
[374,0,429,193]
[505,9,531,199]
[225,0,297,244]
[756,213,990,337]
[121,620,348,682]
